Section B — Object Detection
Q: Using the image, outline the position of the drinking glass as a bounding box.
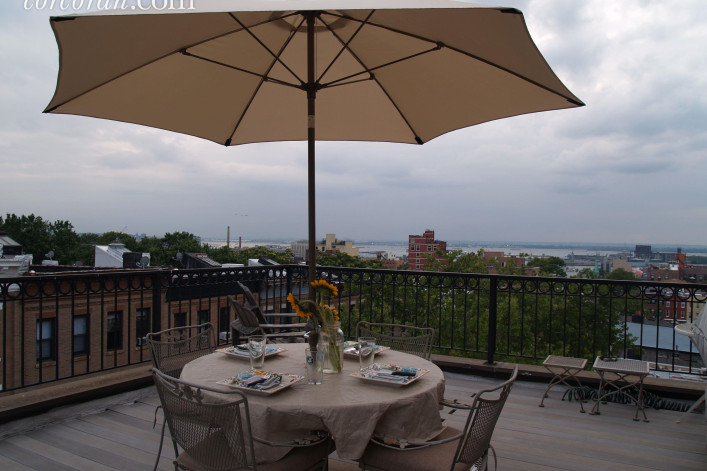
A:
[305,348,323,384]
[248,335,266,370]
[358,337,376,370]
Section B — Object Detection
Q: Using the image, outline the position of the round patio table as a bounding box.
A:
[180,343,445,462]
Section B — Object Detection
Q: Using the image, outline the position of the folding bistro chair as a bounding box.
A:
[146,323,217,469]
[356,321,434,360]
[360,366,518,471]
[152,368,331,471]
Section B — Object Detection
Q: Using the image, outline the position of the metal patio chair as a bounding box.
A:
[146,323,217,470]
[359,365,518,471]
[356,322,434,360]
[152,368,331,471]
[675,306,707,422]
[146,323,216,378]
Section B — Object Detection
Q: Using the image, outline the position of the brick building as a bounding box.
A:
[408,230,447,270]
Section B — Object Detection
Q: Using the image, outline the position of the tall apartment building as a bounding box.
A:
[408,230,447,270]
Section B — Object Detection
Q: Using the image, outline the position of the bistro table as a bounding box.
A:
[589,357,650,422]
[180,343,445,463]
[538,355,588,412]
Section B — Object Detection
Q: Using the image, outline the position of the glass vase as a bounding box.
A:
[318,321,344,374]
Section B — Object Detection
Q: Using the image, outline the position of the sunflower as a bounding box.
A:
[288,279,340,324]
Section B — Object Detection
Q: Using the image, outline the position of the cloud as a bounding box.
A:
[1,1,706,245]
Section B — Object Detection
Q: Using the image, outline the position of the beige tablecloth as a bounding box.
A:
[180,343,445,462]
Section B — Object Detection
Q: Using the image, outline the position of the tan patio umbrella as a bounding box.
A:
[44,0,583,284]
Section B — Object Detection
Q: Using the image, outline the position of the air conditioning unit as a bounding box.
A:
[136,337,148,346]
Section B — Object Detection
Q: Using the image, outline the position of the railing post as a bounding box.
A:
[285,267,293,301]
[487,276,498,365]
[152,271,163,336]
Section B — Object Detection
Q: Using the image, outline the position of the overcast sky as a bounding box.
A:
[1,1,706,245]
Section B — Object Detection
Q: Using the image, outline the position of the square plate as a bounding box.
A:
[350,363,429,387]
[217,345,286,360]
[217,372,304,396]
[342,341,391,359]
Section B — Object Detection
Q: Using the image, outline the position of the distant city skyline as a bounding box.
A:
[2,1,707,245]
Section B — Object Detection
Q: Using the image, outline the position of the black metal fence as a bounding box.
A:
[1,265,704,393]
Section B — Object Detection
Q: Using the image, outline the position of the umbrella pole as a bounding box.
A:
[306,13,317,295]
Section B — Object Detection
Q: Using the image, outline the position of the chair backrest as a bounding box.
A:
[146,323,215,377]
[453,365,518,469]
[237,281,259,308]
[228,295,263,339]
[356,322,434,360]
[692,304,707,365]
[237,281,271,327]
[152,368,256,470]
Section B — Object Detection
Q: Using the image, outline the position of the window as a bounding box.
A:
[174,312,187,329]
[219,306,230,335]
[73,315,89,355]
[681,302,686,309]
[107,311,123,351]
[36,318,56,361]
[197,309,210,332]
[136,308,150,347]
[666,301,671,307]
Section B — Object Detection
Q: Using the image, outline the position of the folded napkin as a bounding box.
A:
[370,373,408,383]
[234,344,279,354]
[251,374,282,390]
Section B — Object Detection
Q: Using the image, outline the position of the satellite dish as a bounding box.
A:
[175,252,183,262]
[45,250,55,260]
[137,256,150,269]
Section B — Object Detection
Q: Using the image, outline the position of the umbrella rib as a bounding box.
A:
[44,13,312,114]
[320,45,441,88]
[326,10,584,107]
[315,10,375,86]
[179,50,300,90]
[223,13,306,146]
[44,14,282,113]
[229,13,306,88]
[318,11,426,144]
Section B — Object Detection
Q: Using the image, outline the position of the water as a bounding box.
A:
[205,239,707,260]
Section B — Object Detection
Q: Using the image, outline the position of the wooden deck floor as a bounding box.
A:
[0,371,705,470]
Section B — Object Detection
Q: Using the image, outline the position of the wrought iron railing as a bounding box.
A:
[1,265,705,393]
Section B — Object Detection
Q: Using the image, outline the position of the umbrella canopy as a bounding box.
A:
[45,0,583,282]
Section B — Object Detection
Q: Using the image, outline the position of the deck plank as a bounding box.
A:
[0,372,704,470]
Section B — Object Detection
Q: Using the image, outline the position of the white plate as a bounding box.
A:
[217,345,286,360]
[350,363,429,387]
[217,372,304,396]
[342,341,391,359]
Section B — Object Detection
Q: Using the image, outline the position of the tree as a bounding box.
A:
[424,249,488,274]
[528,256,567,277]
[574,268,597,279]
[1,213,55,263]
[50,220,82,265]
[606,268,637,280]
[315,251,382,269]
[137,231,205,266]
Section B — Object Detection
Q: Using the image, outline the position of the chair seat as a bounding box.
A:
[361,426,469,471]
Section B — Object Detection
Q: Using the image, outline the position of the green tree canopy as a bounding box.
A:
[315,251,383,269]
[528,256,567,277]
[606,268,638,280]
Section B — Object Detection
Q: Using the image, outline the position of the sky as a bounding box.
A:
[1,0,706,246]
